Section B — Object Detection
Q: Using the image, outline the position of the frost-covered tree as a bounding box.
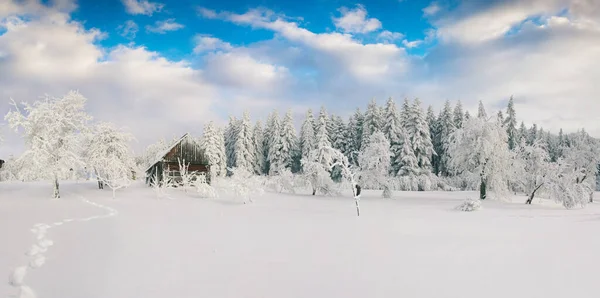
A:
[279,109,299,171]
[397,132,419,177]
[224,116,239,169]
[518,121,527,144]
[299,109,316,162]
[226,167,264,204]
[383,97,404,175]
[434,100,455,176]
[477,100,488,119]
[361,98,383,149]
[139,137,168,169]
[464,110,471,121]
[405,99,435,174]
[562,130,600,203]
[427,106,439,174]
[497,111,504,125]
[528,124,539,145]
[267,111,284,175]
[234,111,257,172]
[446,117,515,200]
[358,132,393,198]
[346,108,364,165]
[315,106,332,150]
[5,91,92,198]
[515,141,554,204]
[252,120,265,175]
[330,116,348,181]
[505,96,518,150]
[265,110,281,174]
[84,122,136,198]
[453,100,464,129]
[202,121,227,177]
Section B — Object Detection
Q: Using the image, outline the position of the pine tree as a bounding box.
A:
[383,97,404,175]
[405,99,435,174]
[315,106,331,150]
[332,116,347,153]
[505,96,518,150]
[279,109,299,171]
[436,100,455,176]
[252,120,265,175]
[327,114,337,145]
[453,100,464,129]
[497,111,504,125]
[300,109,316,163]
[477,100,487,119]
[224,116,239,168]
[361,98,383,149]
[465,110,471,121]
[234,111,256,172]
[518,121,527,144]
[426,105,439,174]
[267,111,283,175]
[346,109,363,165]
[264,110,280,174]
[202,121,227,177]
[528,124,538,145]
[397,132,419,177]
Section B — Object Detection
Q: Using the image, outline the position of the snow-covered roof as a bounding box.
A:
[144,133,195,173]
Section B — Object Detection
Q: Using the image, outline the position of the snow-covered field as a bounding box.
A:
[2,181,600,298]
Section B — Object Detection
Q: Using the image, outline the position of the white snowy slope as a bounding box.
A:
[2,181,600,298]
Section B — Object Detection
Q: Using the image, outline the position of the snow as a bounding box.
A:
[2,181,600,298]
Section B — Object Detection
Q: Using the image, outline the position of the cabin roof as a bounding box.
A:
[144,133,203,173]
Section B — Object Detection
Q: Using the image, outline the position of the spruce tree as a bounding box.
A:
[505,96,518,150]
[426,105,439,174]
[397,132,419,177]
[465,110,471,121]
[202,121,227,177]
[477,100,487,119]
[453,100,464,129]
[252,120,265,175]
[361,98,383,149]
[518,121,527,144]
[383,97,404,175]
[497,111,504,125]
[437,100,455,176]
[529,124,538,145]
[315,106,331,149]
[224,116,239,168]
[346,109,364,165]
[405,99,435,174]
[233,111,256,172]
[279,109,299,171]
[300,109,316,162]
[266,111,282,174]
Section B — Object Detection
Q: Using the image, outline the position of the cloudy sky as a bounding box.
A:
[0,0,599,157]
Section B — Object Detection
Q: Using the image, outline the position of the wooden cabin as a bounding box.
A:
[145,133,210,186]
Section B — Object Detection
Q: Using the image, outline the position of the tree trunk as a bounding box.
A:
[479,178,487,200]
[53,177,60,199]
[525,183,544,204]
[312,188,316,196]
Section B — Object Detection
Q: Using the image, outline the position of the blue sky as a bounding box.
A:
[1,0,600,155]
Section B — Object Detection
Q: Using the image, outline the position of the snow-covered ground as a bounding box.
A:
[2,181,600,298]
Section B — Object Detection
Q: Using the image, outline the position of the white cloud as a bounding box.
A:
[431,0,568,44]
[199,8,408,80]
[118,20,138,39]
[402,39,423,48]
[121,0,163,16]
[193,35,233,53]
[378,30,404,42]
[0,1,292,156]
[332,4,382,34]
[423,2,441,16]
[145,19,184,34]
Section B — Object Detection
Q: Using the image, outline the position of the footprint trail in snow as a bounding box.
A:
[7,196,118,298]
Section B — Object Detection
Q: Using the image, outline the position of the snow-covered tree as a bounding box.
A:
[224,116,239,169]
[252,120,265,175]
[518,121,527,144]
[234,111,256,172]
[477,100,488,119]
[562,130,600,203]
[201,121,227,177]
[405,99,435,174]
[383,97,404,175]
[279,109,299,171]
[505,96,518,150]
[358,132,393,198]
[528,124,538,145]
[139,137,168,170]
[497,111,504,125]
[315,106,331,151]
[515,141,554,204]
[464,110,471,121]
[361,98,383,149]
[346,108,364,165]
[427,105,439,174]
[435,100,455,176]
[226,167,264,204]
[453,100,464,129]
[5,91,92,198]
[397,132,419,177]
[330,116,348,181]
[299,109,316,162]
[265,110,282,174]
[546,160,594,209]
[84,122,136,198]
[446,117,515,200]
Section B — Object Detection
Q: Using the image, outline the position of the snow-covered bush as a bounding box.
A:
[455,198,482,212]
[225,167,264,203]
[358,131,393,198]
[266,168,297,193]
[195,173,218,198]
